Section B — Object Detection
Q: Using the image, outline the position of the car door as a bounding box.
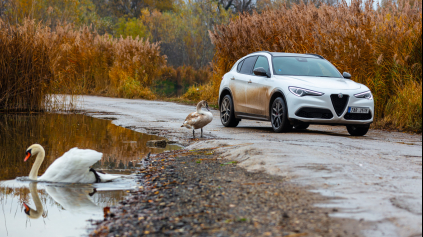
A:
[230,56,258,114]
[245,56,272,117]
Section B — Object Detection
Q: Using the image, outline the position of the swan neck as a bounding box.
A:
[197,104,204,114]
[28,182,44,219]
[29,149,45,180]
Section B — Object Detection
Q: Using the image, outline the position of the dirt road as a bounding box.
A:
[77,96,422,237]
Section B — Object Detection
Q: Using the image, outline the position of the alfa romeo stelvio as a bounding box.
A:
[219,52,374,136]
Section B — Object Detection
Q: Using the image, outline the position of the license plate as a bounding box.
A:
[348,107,370,114]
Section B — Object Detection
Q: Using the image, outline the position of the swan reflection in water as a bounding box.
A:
[23,183,44,219]
[22,182,102,220]
[0,178,131,236]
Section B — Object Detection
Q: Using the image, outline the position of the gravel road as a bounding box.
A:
[76,96,422,237]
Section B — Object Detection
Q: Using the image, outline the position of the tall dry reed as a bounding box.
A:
[0,19,52,111]
[0,19,166,111]
[208,0,422,132]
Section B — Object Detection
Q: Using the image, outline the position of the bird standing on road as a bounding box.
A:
[181,100,213,138]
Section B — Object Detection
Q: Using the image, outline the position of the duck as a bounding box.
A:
[24,144,119,183]
[181,100,213,138]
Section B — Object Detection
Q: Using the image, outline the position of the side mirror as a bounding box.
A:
[343,72,352,79]
[253,67,270,78]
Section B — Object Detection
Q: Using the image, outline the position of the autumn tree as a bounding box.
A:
[141,0,232,68]
[90,0,175,19]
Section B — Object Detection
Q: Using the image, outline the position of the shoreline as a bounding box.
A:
[90,148,364,237]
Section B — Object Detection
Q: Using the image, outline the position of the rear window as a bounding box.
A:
[272,57,342,78]
[240,56,258,75]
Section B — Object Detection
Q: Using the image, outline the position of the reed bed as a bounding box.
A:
[0,19,52,111]
[207,0,422,132]
[0,19,166,111]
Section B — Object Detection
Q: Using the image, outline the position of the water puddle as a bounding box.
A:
[0,113,180,237]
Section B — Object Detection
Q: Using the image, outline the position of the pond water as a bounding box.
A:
[0,113,180,237]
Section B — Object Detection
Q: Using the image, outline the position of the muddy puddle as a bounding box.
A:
[0,113,180,237]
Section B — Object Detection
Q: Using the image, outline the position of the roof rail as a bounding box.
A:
[306,53,325,59]
[253,51,272,55]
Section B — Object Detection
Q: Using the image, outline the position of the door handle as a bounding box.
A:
[231,77,235,80]
[248,80,252,84]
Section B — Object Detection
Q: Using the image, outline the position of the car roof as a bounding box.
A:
[250,51,324,59]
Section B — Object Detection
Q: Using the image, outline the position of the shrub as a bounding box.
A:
[160,65,212,86]
[183,83,215,104]
[382,80,422,132]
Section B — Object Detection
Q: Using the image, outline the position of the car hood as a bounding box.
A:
[280,76,362,90]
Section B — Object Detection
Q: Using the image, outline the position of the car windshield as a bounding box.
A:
[272,57,342,78]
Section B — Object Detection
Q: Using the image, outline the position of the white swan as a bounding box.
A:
[24,144,119,183]
[181,100,213,138]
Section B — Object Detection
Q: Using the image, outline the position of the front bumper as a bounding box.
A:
[286,92,375,125]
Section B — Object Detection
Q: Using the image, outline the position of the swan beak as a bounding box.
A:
[24,152,31,162]
[23,203,30,215]
[206,106,211,111]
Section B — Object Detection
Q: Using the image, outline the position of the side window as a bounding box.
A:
[237,60,244,72]
[240,56,258,75]
[253,56,270,74]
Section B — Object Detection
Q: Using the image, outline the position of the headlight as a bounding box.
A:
[289,87,324,97]
[354,91,373,100]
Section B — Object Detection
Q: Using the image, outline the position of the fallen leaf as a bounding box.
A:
[285,233,308,237]
[103,207,110,218]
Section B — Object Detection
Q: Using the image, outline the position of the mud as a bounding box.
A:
[75,95,422,237]
[91,149,363,237]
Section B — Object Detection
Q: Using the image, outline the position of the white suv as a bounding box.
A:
[218,52,375,136]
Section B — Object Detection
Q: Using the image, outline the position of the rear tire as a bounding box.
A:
[347,125,370,136]
[294,122,310,130]
[220,95,240,127]
[271,97,292,133]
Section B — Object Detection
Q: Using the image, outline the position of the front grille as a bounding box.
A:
[330,94,350,116]
[296,108,334,119]
[344,112,373,120]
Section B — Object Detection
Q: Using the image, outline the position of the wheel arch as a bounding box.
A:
[219,87,234,109]
[269,89,289,118]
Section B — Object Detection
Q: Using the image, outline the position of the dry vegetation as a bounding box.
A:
[206,0,422,132]
[0,0,421,132]
[0,19,165,111]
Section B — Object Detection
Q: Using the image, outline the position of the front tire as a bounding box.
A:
[347,125,370,136]
[220,95,240,127]
[271,97,292,133]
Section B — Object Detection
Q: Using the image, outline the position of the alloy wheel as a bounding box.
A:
[221,97,231,124]
[271,100,284,130]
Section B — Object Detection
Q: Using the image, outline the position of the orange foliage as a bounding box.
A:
[160,65,212,86]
